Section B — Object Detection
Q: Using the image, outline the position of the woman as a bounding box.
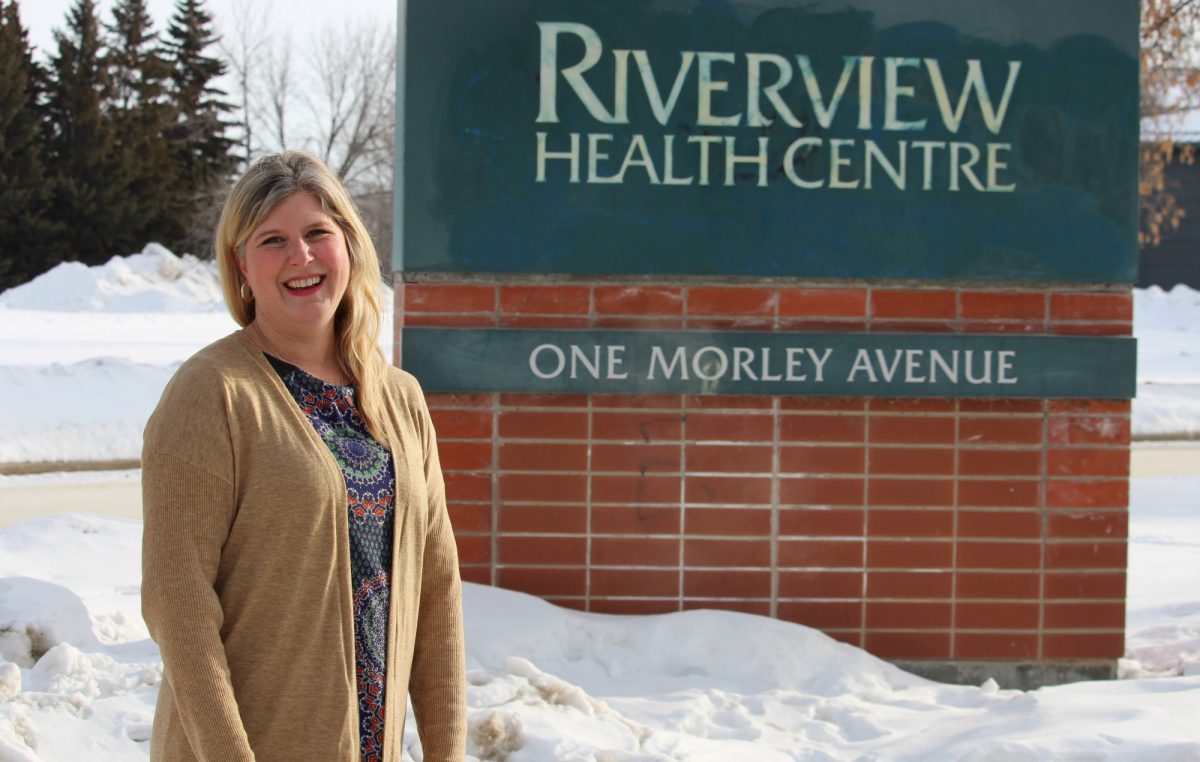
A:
[141,151,466,761]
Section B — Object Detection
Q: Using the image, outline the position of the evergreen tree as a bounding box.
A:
[105,0,178,248]
[42,0,138,265]
[162,0,238,255]
[0,1,59,289]
[107,0,168,112]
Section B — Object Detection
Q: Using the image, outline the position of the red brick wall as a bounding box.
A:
[397,280,1132,663]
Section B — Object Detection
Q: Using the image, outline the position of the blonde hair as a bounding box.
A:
[215,150,396,446]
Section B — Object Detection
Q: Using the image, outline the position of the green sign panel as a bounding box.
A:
[402,328,1136,399]
[398,0,1139,282]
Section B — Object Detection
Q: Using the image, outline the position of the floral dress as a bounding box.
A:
[268,356,395,762]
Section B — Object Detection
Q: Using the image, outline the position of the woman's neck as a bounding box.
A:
[250,318,346,386]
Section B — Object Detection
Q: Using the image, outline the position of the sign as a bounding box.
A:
[398,0,1140,282]
[401,328,1137,399]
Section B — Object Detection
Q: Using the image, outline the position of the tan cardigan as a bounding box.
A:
[141,330,466,761]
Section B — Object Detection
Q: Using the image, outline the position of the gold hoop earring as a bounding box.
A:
[240,281,253,302]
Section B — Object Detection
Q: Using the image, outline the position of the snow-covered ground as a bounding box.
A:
[0,492,1197,761]
[0,247,393,465]
[0,496,1198,762]
[1130,286,1200,439]
[1,248,1198,760]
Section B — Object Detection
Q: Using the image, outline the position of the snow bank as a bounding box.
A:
[0,578,99,667]
[457,583,935,759]
[0,309,237,368]
[1123,475,1200,679]
[0,512,1198,761]
[0,246,393,464]
[0,514,147,647]
[0,515,158,762]
[1133,285,1200,439]
[0,245,224,314]
[1134,284,1200,346]
[0,360,175,464]
[1131,386,1200,440]
[0,243,393,317]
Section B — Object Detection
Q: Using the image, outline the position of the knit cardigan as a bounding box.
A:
[141,330,466,761]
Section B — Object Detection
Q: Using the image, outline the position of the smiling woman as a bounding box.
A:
[139,151,467,762]
[236,191,352,384]
[216,152,391,436]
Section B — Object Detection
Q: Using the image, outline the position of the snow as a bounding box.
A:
[1131,286,1200,440]
[0,246,392,464]
[0,245,225,314]
[1123,475,1200,680]
[0,505,1198,761]
[1,247,1199,760]
[0,362,178,464]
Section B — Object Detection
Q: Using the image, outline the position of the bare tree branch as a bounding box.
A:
[302,17,395,186]
[217,0,274,161]
[256,31,293,153]
[217,12,396,258]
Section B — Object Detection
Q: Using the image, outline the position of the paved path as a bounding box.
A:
[1,447,1197,529]
[0,470,142,527]
[1130,444,1200,477]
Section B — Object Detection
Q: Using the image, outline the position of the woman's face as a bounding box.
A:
[239,191,351,339]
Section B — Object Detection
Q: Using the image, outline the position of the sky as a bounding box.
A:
[18,0,397,61]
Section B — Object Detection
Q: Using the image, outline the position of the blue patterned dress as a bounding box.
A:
[267,356,395,762]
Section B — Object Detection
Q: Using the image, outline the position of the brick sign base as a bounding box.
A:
[395,278,1132,688]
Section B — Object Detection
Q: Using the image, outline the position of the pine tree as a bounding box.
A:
[107,0,168,112]
[0,1,60,289]
[42,0,138,265]
[105,0,178,249]
[162,0,239,256]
